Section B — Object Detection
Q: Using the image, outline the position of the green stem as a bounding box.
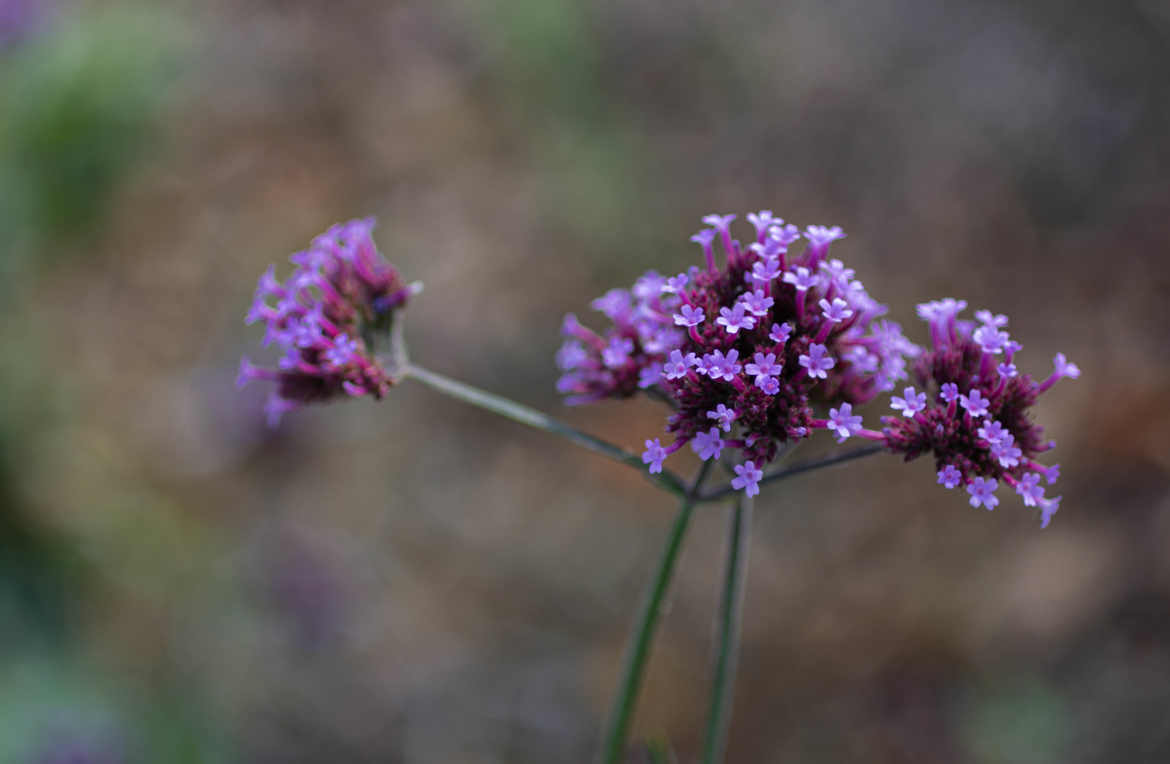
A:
[701,444,884,502]
[701,493,752,764]
[600,461,715,764]
[405,364,688,497]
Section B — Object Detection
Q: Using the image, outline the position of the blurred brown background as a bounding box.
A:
[1,0,1168,761]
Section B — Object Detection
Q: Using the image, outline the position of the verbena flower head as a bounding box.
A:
[238,218,419,425]
[882,302,1075,527]
[557,211,920,493]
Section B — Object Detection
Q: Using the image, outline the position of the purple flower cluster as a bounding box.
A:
[882,301,1077,526]
[559,211,920,493]
[238,218,417,425]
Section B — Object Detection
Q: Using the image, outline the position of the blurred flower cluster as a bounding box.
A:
[238,219,419,425]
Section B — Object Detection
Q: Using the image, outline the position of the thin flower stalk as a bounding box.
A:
[702,491,752,764]
[600,461,714,764]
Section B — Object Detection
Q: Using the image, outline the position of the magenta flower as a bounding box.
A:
[642,439,669,474]
[745,352,783,380]
[663,349,697,380]
[890,386,927,417]
[750,258,783,284]
[731,461,764,497]
[798,343,836,379]
[239,218,416,425]
[782,266,818,292]
[692,428,726,461]
[827,403,863,443]
[959,389,990,418]
[819,297,854,324]
[937,465,962,489]
[674,304,706,327]
[716,304,757,335]
[741,290,775,317]
[747,210,781,236]
[707,404,737,432]
[769,322,793,344]
[967,477,999,510]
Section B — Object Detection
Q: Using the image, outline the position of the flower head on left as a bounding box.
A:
[238,218,419,425]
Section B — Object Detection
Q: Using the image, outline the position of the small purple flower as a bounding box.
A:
[556,340,588,371]
[592,289,632,320]
[732,461,764,497]
[702,213,737,232]
[771,224,802,246]
[769,322,793,344]
[643,439,668,474]
[716,303,757,335]
[890,386,927,417]
[662,349,697,380]
[632,271,666,300]
[756,375,780,395]
[706,349,743,382]
[938,465,962,489]
[977,419,1010,446]
[602,336,635,368]
[690,229,717,249]
[990,440,1022,468]
[692,427,726,461]
[782,266,818,292]
[741,289,775,317]
[973,324,1010,354]
[674,304,706,327]
[638,364,662,388]
[750,258,783,284]
[747,210,781,235]
[707,404,737,432]
[940,382,960,403]
[959,389,991,418]
[827,402,863,443]
[819,297,854,323]
[967,477,999,510]
[819,258,855,283]
[323,333,362,368]
[1040,496,1061,528]
[997,362,1018,378]
[804,225,846,247]
[745,352,783,379]
[799,343,836,379]
[663,273,690,293]
[1053,353,1080,380]
[975,309,1008,328]
[1015,473,1045,507]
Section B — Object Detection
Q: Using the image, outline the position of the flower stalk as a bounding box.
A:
[405,364,690,498]
[599,460,714,764]
[702,491,752,764]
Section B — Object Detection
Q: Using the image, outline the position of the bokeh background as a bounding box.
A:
[2,0,1169,761]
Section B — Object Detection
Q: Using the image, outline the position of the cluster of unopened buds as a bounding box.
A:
[559,212,1077,525]
[237,218,420,425]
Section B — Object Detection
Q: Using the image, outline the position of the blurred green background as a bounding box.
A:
[1,0,1167,761]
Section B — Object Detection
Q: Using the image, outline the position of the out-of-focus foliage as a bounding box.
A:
[0,6,176,270]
